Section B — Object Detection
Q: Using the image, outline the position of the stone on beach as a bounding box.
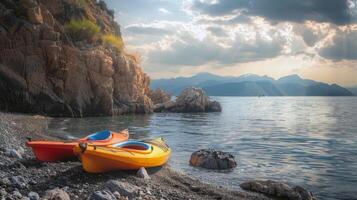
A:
[104,180,140,199]
[240,180,315,200]
[28,191,40,200]
[154,87,222,113]
[43,188,70,200]
[90,190,117,200]
[189,149,237,170]
[10,176,27,189]
[6,149,23,159]
[12,190,22,198]
[137,167,151,180]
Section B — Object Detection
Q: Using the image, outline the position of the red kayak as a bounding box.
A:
[26,129,129,162]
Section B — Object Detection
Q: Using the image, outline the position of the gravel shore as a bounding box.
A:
[0,112,270,200]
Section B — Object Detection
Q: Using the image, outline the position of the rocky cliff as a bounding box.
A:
[0,0,153,117]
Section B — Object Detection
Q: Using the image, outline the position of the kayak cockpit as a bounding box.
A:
[112,141,152,153]
[86,130,112,141]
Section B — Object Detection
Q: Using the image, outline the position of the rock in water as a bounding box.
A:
[240,180,315,200]
[154,88,222,113]
[43,188,70,200]
[137,167,151,180]
[189,149,237,170]
[0,0,153,117]
[149,88,171,104]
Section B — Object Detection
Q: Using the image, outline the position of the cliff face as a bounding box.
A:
[0,0,153,117]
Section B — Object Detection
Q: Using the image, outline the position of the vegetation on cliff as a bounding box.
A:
[64,18,100,42]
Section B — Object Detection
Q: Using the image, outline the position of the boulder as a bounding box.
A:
[189,149,237,170]
[104,180,139,199]
[149,88,171,104]
[137,167,151,180]
[42,188,70,200]
[240,180,315,200]
[154,88,222,113]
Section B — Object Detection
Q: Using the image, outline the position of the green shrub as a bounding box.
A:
[64,18,100,41]
[75,0,88,7]
[102,34,124,50]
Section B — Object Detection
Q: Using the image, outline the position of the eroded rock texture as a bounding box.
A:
[0,0,153,117]
[154,88,222,113]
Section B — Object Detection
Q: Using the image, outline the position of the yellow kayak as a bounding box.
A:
[73,138,171,173]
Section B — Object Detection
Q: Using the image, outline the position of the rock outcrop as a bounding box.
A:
[154,88,221,113]
[240,180,315,200]
[0,0,153,117]
[148,88,171,105]
[189,149,237,170]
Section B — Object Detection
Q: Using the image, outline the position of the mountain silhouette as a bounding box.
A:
[152,73,353,96]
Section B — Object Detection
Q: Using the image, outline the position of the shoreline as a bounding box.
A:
[0,112,270,200]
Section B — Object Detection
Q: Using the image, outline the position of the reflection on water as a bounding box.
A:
[47,97,357,200]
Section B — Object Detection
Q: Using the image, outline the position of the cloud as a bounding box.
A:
[206,26,227,37]
[319,29,357,60]
[146,24,286,67]
[292,22,333,47]
[158,8,171,14]
[194,13,252,25]
[188,0,357,25]
[125,22,175,36]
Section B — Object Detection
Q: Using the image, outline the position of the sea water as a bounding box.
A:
[47,97,357,200]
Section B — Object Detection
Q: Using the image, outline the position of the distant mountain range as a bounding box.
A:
[347,87,357,96]
[151,73,354,96]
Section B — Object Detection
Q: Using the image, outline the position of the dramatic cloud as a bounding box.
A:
[319,29,357,60]
[188,0,357,25]
[146,21,287,67]
[104,0,357,85]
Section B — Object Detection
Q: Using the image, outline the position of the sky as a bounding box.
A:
[104,0,357,86]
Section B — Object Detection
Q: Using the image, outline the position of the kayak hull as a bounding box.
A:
[74,138,171,173]
[29,143,76,162]
[26,130,129,162]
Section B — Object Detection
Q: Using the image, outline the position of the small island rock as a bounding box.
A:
[154,88,221,113]
[189,149,237,170]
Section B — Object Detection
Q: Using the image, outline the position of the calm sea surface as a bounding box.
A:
[46,97,357,200]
